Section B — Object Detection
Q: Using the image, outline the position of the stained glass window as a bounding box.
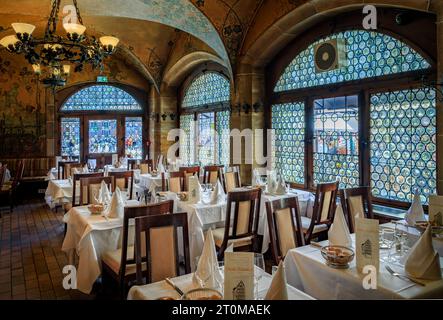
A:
[198,113,216,166]
[182,73,230,108]
[271,102,305,184]
[216,110,230,166]
[180,114,196,165]
[370,88,436,204]
[125,117,143,159]
[313,95,359,188]
[274,30,431,92]
[61,118,80,157]
[61,85,142,111]
[89,120,117,154]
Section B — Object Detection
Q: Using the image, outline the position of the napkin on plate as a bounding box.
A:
[405,190,426,226]
[210,180,225,204]
[265,261,288,300]
[328,204,352,247]
[404,225,442,280]
[106,187,125,219]
[98,180,112,205]
[193,229,223,288]
[187,176,201,204]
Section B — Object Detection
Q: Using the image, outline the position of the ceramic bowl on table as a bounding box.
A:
[88,204,105,215]
[181,288,222,300]
[321,245,355,269]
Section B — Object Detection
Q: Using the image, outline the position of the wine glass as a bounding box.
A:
[254,253,265,300]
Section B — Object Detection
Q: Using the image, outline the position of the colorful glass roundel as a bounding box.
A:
[370,88,436,204]
[274,30,430,92]
[182,72,230,108]
[61,85,142,111]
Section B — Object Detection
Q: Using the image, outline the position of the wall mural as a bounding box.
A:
[0,50,149,158]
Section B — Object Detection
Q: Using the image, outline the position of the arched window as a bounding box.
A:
[180,72,230,166]
[271,29,435,205]
[59,84,145,161]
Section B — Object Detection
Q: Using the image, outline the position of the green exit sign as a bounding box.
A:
[97,76,108,82]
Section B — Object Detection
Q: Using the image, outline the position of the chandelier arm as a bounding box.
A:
[45,0,61,39]
[73,0,84,25]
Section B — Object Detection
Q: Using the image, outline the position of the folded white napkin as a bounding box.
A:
[82,164,89,173]
[106,187,125,219]
[252,168,261,186]
[193,229,223,288]
[405,190,426,226]
[187,176,201,204]
[266,170,277,194]
[405,225,442,280]
[328,204,352,247]
[274,175,286,195]
[98,180,112,205]
[158,163,166,173]
[210,180,225,204]
[265,261,288,300]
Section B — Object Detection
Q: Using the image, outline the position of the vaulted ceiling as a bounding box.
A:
[0,0,439,91]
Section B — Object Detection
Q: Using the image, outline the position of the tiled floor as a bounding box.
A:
[0,199,92,300]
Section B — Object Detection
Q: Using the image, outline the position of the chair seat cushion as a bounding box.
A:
[300,216,328,234]
[1,185,11,192]
[212,227,253,248]
[102,246,146,276]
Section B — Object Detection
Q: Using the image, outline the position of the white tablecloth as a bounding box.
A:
[138,173,164,193]
[45,179,75,208]
[284,224,443,299]
[61,200,140,294]
[127,268,315,300]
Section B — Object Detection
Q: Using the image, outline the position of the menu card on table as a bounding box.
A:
[223,252,254,300]
[355,217,379,273]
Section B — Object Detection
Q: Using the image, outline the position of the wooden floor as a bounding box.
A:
[0,199,92,300]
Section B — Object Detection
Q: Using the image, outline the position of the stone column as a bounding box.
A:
[159,84,179,162]
[231,63,266,184]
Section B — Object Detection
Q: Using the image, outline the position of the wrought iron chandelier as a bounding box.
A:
[0,0,119,88]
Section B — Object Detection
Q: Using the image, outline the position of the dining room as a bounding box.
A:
[0,0,442,307]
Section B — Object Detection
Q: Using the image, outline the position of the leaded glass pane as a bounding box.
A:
[89,120,117,154]
[271,102,305,184]
[180,114,195,165]
[313,95,359,188]
[182,73,230,108]
[274,30,431,92]
[198,113,216,166]
[216,110,230,166]
[370,88,436,204]
[62,85,142,111]
[61,118,80,157]
[125,117,143,159]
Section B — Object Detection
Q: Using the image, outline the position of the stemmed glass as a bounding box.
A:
[254,253,265,300]
[387,222,410,265]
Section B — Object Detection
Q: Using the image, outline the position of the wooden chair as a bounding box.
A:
[58,161,78,179]
[203,165,223,185]
[127,159,139,170]
[0,161,24,213]
[222,166,241,193]
[70,172,104,208]
[179,166,200,191]
[109,171,134,200]
[134,211,190,286]
[161,171,184,193]
[213,188,262,260]
[266,197,305,265]
[139,160,153,174]
[302,181,339,244]
[79,176,114,206]
[101,200,174,298]
[340,186,374,233]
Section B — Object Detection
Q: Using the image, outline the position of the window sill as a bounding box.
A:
[373,204,406,221]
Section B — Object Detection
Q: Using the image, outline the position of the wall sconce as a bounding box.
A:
[242,103,251,114]
[169,113,176,121]
[149,113,159,122]
[252,102,261,113]
[161,113,167,121]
